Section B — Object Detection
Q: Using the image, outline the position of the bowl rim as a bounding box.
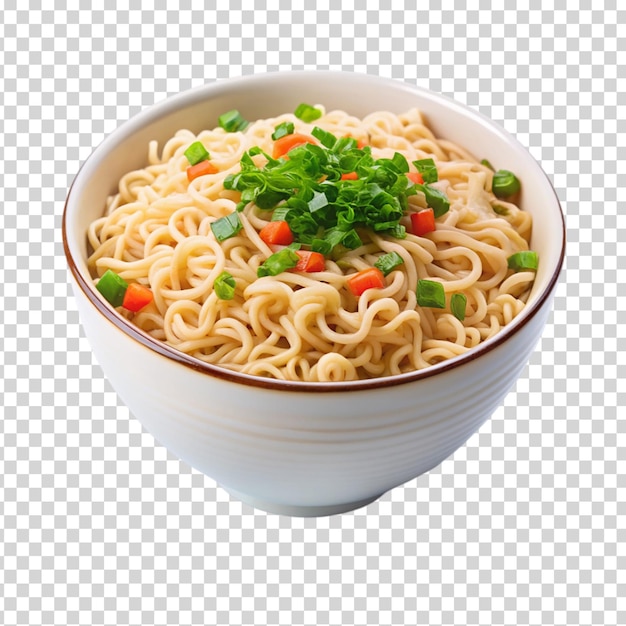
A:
[62,70,566,393]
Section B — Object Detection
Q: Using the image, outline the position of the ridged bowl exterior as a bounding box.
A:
[63,72,565,515]
[72,273,555,511]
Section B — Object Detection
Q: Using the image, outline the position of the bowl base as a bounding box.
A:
[222,487,385,517]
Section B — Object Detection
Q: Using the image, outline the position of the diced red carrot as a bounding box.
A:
[259,221,294,246]
[122,282,154,312]
[293,250,325,273]
[340,171,359,181]
[272,133,317,159]
[406,171,424,185]
[410,208,436,236]
[346,267,385,297]
[187,160,218,182]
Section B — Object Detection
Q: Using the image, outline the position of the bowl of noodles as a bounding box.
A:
[63,71,565,516]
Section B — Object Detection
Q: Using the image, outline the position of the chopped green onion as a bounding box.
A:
[184,141,210,165]
[480,158,495,171]
[388,224,407,239]
[223,173,239,190]
[340,229,362,250]
[294,103,322,123]
[492,169,521,198]
[417,279,445,308]
[271,121,295,141]
[450,293,467,321]
[96,269,128,307]
[210,212,242,242]
[255,189,289,210]
[374,251,404,276]
[390,152,410,173]
[311,238,332,255]
[214,271,236,300]
[507,250,538,271]
[322,228,347,251]
[333,136,358,153]
[422,185,450,218]
[413,158,438,184]
[493,205,510,216]
[218,109,249,132]
[377,152,409,174]
[311,126,337,149]
[225,127,428,256]
[257,248,299,277]
[308,190,329,213]
[271,206,291,222]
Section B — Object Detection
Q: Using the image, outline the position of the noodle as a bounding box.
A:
[87,107,535,382]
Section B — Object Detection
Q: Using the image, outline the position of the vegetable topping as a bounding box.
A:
[183,116,528,309]
[214,271,237,300]
[294,103,323,123]
[346,267,385,297]
[492,169,521,198]
[410,208,436,237]
[184,141,210,165]
[96,269,129,308]
[272,133,318,159]
[210,212,243,242]
[96,269,153,312]
[259,220,294,246]
[187,160,218,182]
[271,121,295,140]
[293,250,325,273]
[450,293,467,321]
[257,247,300,277]
[218,109,249,133]
[223,128,450,257]
[122,282,154,312]
[416,279,445,309]
[374,251,404,276]
[507,250,538,271]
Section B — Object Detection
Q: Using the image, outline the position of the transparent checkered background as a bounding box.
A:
[1,1,623,625]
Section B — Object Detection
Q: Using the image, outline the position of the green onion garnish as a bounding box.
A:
[450,293,467,321]
[223,129,445,255]
[311,126,337,149]
[311,238,332,255]
[493,205,510,216]
[218,109,249,133]
[257,247,299,277]
[422,185,450,218]
[416,279,445,308]
[413,158,438,184]
[96,269,128,307]
[184,141,210,165]
[321,228,346,252]
[374,251,404,276]
[255,189,290,210]
[507,251,538,271]
[388,224,407,239]
[405,161,450,218]
[333,136,358,153]
[210,212,242,242]
[271,122,295,141]
[492,169,521,198]
[214,271,236,300]
[294,103,322,123]
[481,158,495,171]
[340,229,362,250]
[307,190,329,213]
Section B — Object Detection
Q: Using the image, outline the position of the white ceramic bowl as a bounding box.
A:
[63,72,565,516]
